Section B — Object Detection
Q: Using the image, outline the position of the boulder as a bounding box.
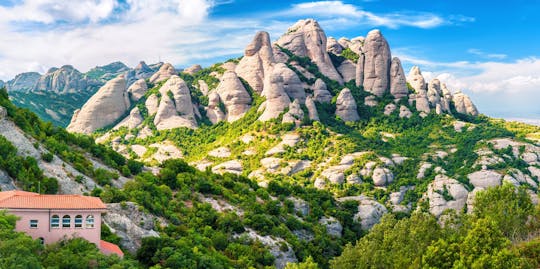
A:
[127,79,148,102]
[259,65,291,121]
[354,198,388,230]
[337,59,356,83]
[467,170,502,189]
[236,31,274,94]
[216,71,252,122]
[384,103,396,115]
[326,37,343,54]
[453,91,479,116]
[312,78,332,103]
[364,95,378,107]
[399,105,412,118]
[182,64,202,75]
[212,160,243,175]
[305,96,319,121]
[319,216,342,237]
[153,95,196,130]
[145,94,159,116]
[158,75,196,120]
[362,30,391,97]
[205,91,226,124]
[289,197,309,216]
[426,175,469,217]
[282,99,304,126]
[407,66,426,93]
[336,88,360,122]
[67,75,129,134]
[276,19,343,84]
[113,107,143,130]
[149,63,177,84]
[389,57,408,99]
[372,167,393,186]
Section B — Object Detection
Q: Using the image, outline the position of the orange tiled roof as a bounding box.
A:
[100,240,124,257]
[0,190,106,210]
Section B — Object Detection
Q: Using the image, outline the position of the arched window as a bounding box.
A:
[75,215,83,228]
[86,215,95,228]
[38,237,44,245]
[51,215,59,228]
[62,215,71,228]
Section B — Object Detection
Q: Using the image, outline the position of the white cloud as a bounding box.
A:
[467,48,507,60]
[280,1,472,29]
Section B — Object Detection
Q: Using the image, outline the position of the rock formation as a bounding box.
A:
[312,78,332,103]
[326,37,343,54]
[149,63,177,84]
[355,54,365,87]
[305,96,319,121]
[183,64,202,75]
[276,19,343,84]
[145,94,159,116]
[236,31,274,94]
[282,99,304,126]
[336,88,359,122]
[362,30,391,97]
[67,75,129,134]
[453,91,479,116]
[273,64,305,103]
[6,72,41,91]
[114,107,143,130]
[127,79,148,102]
[205,91,226,124]
[153,76,197,130]
[33,65,89,94]
[389,57,408,99]
[259,66,291,121]
[215,71,252,122]
[126,61,157,84]
[338,60,356,83]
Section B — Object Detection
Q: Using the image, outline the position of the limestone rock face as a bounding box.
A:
[426,175,469,217]
[453,91,479,116]
[67,75,129,134]
[33,65,87,93]
[389,57,408,99]
[440,83,452,113]
[182,64,202,75]
[236,31,275,94]
[467,170,502,189]
[355,53,365,87]
[274,64,306,103]
[127,79,148,102]
[153,76,197,130]
[276,19,343,84]
[337,37,351,49]
[6,72,40,91]
[145,94,159,116]
[319,216,342,237]
[372,167,394,186]
[215,71,252,122]
[312,78,332,103]
[305,96,319,121]
[336,88,360,122]
[282,99,304,126]
[114,107,143,130]
[407,66,426,93]
[126,61,157,84]
[149,63,177,84]
[362,30,391,97]
[338,59,356,83]
[354,198,388,230]
[205,91,226,124]
[259,66,291,121]
[427,79,442,108]
[198,80,210,96]
[326,37,343,54]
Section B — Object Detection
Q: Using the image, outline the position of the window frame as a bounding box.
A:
[62,215,71,228]
[51,215,60,228]
[74,215,83,228]
[86,215,95,228]
[29,219,38,229]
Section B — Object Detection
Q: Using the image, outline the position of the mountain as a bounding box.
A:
[7,61,161,127]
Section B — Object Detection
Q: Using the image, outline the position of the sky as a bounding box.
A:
[0,0,539,120]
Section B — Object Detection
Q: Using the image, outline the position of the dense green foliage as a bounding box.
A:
[0,211,137,268]
[331,184,540,268]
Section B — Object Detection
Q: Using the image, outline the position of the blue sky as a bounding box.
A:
[0,0,539,120]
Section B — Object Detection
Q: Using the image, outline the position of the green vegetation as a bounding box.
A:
[331,184,540,268]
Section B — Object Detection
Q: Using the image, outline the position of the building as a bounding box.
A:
[0,190,123,257]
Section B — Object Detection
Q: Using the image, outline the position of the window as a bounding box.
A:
[30,219,38,228]
[62,215,71,228]
[51,215,59,228]
[38,237,44,245]
[86,215,94,228]
[75,215,83,228]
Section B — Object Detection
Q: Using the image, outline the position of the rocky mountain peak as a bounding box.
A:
[363,29,392,97]
[149,63,177,84]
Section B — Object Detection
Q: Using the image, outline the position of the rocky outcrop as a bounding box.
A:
[312,78,332,103]
[319,216,342,237]
[338,60,356,83]
[154,76,197,130]
[182,64,202,75]
[145,94,159,116]
[354,197,388,230]
[326,37,343,54]
[104,202,161,254]
[212,160,243,175]
[126,61,157,84]
[389,57,408,99]
[467,170,502,189]
[372,167,393,186]
[276,19,343,84]
[336,88,359,122]
[215,71,252,122]
[426,175,469,217]
[427,79,442,109]
[282,99,304,126]
[399,105,412,118]
[6,72,41,91]
[453,91,479,116]
[407,66,426,93]
[149,63,177,84]
[127,79,148,102]
[259,66,291,121]
[236,31,274,94]
[305,96,319,121]
[205,91,226,124]
[355,54,365,87]
[362,30,391,97]
[33,65,88,94]
[113,107,143,130]
[67,75,129,134]
[274,64,305,103]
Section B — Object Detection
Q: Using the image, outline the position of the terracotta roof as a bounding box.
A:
[100,240,124,257]
[0,191,106,210]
